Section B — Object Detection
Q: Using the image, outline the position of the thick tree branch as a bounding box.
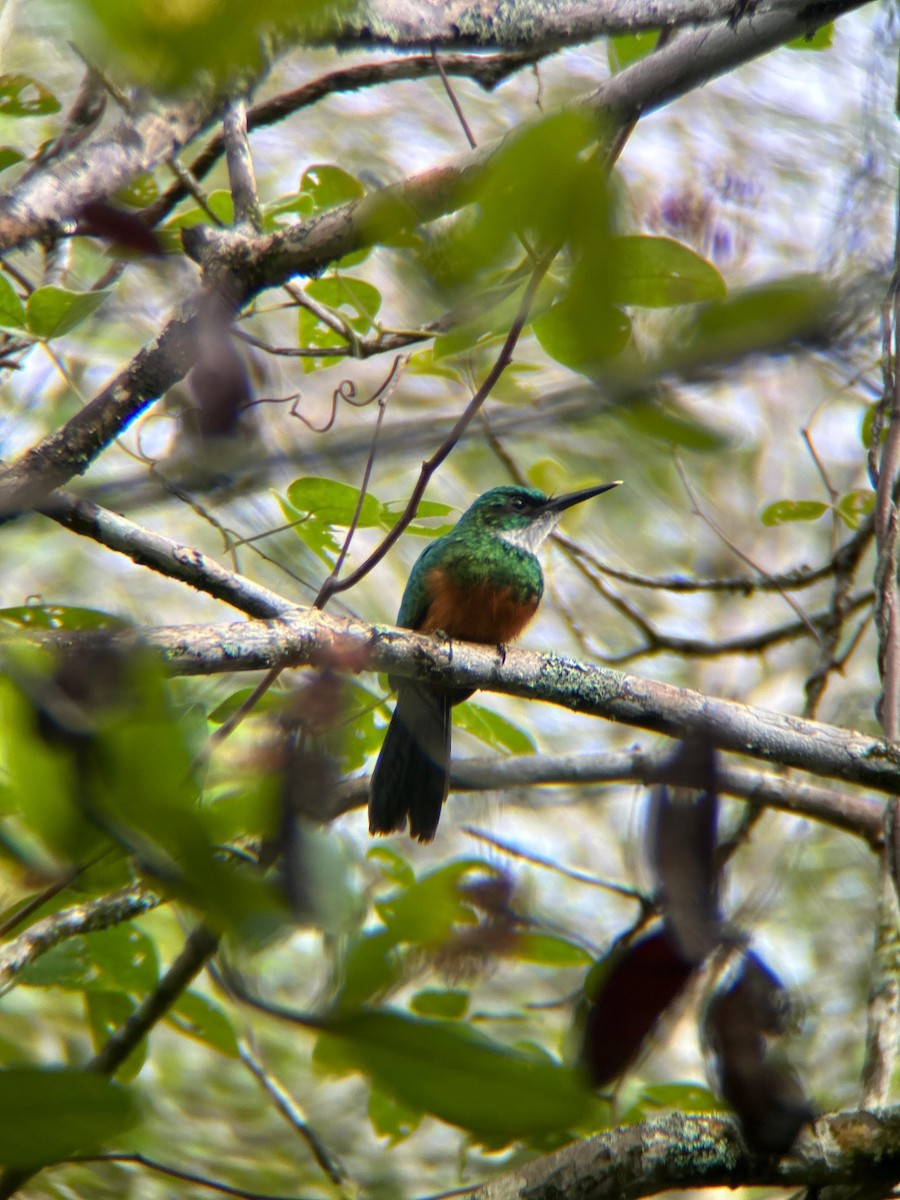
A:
[467,1107,900,1200]
[316,0,857,48]
[29,609,900,797]
[0,94,222,253]
[0,886,162,993]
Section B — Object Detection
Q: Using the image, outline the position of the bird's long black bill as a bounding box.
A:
[542,480,622,516]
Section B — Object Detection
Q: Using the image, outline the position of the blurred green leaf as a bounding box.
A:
[607,30,659,71]
[512,933,593,968]
[375,861,490,947]
[616,400,729,452]
[297,277,383,371]
[533,295,631,375]
[787,21,833,49]
[368,1085,423,1143]
[319,1009,588,1137]
[455,702,535,755]
[0,274,26,330]
[275,492,341,567]
[336,930,403,1012]
[0,603,129,630]
[82,0,338,92]
[761,499,828,526]
[27,286,108,339]
[609,237,726,307]
[410,988,469,1018]
[167,990,240,1057]
[640,1081,723,1111]
[19,940,94,991]
[685,274,835,362]
[89,924,160,994]
[0,147,24,173]
[115,173,160,207]
[0,74,60,116]
[367,845,415,888]
[837,489,874,529]
[0,1067,139,1167]
[300,163,365,212]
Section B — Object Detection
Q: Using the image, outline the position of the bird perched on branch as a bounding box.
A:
[369,481,621,841]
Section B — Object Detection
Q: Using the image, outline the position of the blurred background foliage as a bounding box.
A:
[0,0,896,1196]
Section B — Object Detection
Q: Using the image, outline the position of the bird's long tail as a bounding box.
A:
[369,682,451,842]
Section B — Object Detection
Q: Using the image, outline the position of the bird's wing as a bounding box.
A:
[396,539,443,630]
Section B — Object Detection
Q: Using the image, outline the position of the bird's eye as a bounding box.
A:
[510,496,525,510]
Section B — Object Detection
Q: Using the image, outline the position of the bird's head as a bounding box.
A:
[458,481,621,552]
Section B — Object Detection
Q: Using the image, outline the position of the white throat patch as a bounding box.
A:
[498,511,561,554]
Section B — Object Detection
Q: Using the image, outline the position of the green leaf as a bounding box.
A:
[837,489,874,530]
[610,236,726,307]
[88,924,160,994]
[274,493,341,567]
[320,1009,587,1137]
[375,861,490,948]
[337,930,403,1012]
[512,933,593,968]
[0,1067,139,1167]
[297,277,383,371]
[0,274,25,329]
[760,499,828,526]
[0,603,128,630]
[607,31,659,71]
[368,1085,423,1143]
[367,845,416,888]
[85,990,147,1082]
[787,21,833,49]
[27,286,108,339]
[455,702,536,755]
[207,686,293,725]
[616,400,729,452]
[0,74,60,117]
[286,476,383,528]
[686,274,835,362]
[533,295,631,375]
[83,0,335,91]
[167,990,240,1057]
[18,939,94,990]
[115,173,159,207]
[410,989,469,1019]
[640,1081,723,1111]
[0,147,24,174]
[300,164,365,212]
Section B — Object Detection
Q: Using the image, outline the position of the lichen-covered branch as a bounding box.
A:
[314,0,852,49]
[0,885,162,993]
[26,608,900,799]
[469,1107,900,1200]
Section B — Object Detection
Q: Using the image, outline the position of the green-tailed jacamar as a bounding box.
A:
[369,481,622,841]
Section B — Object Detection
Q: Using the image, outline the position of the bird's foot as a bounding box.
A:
[496,642,508,666]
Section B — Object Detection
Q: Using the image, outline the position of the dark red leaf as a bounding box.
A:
[581,927,695,1087]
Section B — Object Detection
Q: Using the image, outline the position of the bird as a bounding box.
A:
[369,480,622,841]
